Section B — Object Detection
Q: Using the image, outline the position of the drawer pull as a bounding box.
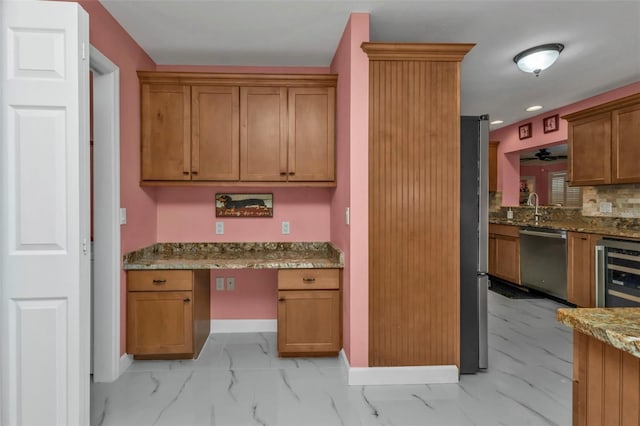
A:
[302,277,316,283]
[278,297,285,302]
[152,279,167,284]
[183,171,189,175]
[183,298,191,303]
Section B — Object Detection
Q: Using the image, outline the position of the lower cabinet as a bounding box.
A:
[488,224,521,285]
[572,331,640,426]
[567,232,600,307]
[127,269,210,359]
[277,268,342,356]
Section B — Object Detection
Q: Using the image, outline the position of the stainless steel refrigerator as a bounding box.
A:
[460,115,489,374]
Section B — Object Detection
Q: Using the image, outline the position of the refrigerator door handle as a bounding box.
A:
[478,274,489,369]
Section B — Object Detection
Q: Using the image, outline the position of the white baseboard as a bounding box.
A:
[339,349,459,385]
[210,319,277,333]
[119,353,133,375]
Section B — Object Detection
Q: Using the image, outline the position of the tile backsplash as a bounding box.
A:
[582,184,640,218]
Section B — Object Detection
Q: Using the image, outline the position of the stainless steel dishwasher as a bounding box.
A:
[519,227,567,299]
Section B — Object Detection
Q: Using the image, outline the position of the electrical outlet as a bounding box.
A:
[226,277,235,291]
[599,202,613,213]
[215,277,225,291]
[281,221,290,235]
[216,221,224,235]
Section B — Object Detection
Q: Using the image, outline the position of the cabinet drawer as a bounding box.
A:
[278,269,340,290]
[127,270,193,291]
[489,223,520,238]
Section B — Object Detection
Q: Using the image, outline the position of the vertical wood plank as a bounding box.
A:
[586,337,605,426]
[620,351,640,426]
[603,343,622,425]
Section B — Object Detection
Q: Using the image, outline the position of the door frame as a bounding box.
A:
[90,46,122,382]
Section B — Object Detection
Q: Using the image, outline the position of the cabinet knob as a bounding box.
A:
[278,297,285,302]
[183,171,189,175]
[183,298,191,303]
[302,277,316,283]
[191,171,198,175]
[152,279,167,284]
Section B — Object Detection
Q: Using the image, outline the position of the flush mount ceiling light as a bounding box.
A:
[514,43,564,77]
[490,120,504,125]
[525,105,543,112]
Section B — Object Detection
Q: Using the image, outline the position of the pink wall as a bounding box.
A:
[156,186,332,320]
[330,13,370,367]
[65,1,158,355]
[520,162,568,205]
[491,81,640,206]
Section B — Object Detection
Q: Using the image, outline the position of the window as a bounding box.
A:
[549,171,582,207]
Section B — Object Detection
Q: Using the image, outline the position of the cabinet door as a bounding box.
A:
[287,87,336,181]
[191,86,240,181]
[240,87,287,181]
[612,103,640,184]
[567,232,599,307]
[127,291,193,355]
[277,290,341,355]
[494,235,520,284]
[568,112,611,186]
[488,141,499,192]
[141,84,191,181]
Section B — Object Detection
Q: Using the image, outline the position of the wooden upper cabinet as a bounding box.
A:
[288,87,336,182]
[191,86,240,181]
[612,102,640,183]
[488,141,499,192]
[568,112,611,186]
[138,71,337,186]
[563,92,640,186]
[240,87,288,181]
[141,84,191,181]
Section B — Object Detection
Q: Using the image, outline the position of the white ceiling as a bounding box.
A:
[99,0,640,129]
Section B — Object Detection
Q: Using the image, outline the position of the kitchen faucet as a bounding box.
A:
[527,192,541,223]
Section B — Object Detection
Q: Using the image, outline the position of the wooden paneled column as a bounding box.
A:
[362,43,473,367]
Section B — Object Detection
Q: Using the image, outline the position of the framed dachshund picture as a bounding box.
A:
[543,114,559,133]
[215,193,273,217]
[518,122,532,140]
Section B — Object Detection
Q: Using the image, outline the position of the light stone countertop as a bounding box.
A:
[123,242,344,270]
[557,308,640,358]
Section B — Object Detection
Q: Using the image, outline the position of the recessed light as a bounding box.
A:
[525,105,543,112]
[490,120,504,125]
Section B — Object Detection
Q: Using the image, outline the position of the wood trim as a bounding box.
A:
[562,92,640,122]
[361,42,475,61]
[138,71,337,87]
[488,223,520,238]
[139,180,337,188]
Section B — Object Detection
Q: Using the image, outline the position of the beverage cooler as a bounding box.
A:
[596,238,640,307]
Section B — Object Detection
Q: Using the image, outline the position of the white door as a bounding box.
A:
[1,2,90,425]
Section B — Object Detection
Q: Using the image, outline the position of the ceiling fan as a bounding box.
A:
[521,148,568,162]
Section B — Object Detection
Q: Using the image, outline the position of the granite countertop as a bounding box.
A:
[123,242,344,270]
[489,217,640,239]
[557,308,640,358]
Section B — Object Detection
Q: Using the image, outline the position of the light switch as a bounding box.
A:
[119,208,127,225]
[216,222,224,234]
[281,221,290,235]
[345,207,350,225]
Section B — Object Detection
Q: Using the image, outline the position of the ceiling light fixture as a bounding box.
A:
[514,43,564,77]
[490,120,504,125]
[525,105,543,112]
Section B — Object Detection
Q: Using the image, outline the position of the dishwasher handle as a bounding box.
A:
[519,229,566,239]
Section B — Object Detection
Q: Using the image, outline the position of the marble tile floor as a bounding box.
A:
[91,291,573,426]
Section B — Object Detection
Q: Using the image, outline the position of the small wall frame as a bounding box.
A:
[215,193,273,217]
